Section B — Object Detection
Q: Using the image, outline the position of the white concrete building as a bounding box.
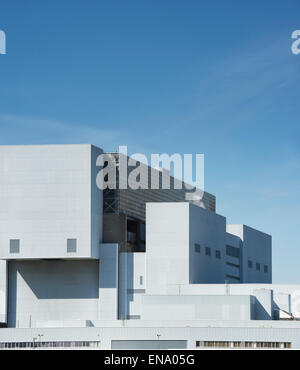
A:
[0,144,299,350]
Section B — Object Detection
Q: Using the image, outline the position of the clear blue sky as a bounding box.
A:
[0,1,299,283]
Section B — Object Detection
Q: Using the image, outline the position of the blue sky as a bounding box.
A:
[0,1,299,282]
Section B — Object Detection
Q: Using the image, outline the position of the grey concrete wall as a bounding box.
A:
[146,202,230,295]
[0,144,103,260]
[140,295,252,321]
[146,203,190,295]
[189,204,226,284]
[243,225,272,283]
[227,224,272,283]
[165,284,300,320]
[99,244,119,320]
[7,260,99,328]
[1,323,300,349]
[90,145,103,259]
[254,289,273,320]
[119,252,146,320]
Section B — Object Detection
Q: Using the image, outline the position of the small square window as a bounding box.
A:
[248,260,253,269]
[264,265,268,273]
[10,239,20,254]
[256,262,260,271]
[195,243,201,253]
[205,247,211,256]
[216,250,221,259]
[67,239,77,253]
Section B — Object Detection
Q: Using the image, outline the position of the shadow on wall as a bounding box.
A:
[255,298,272,320]
[272,302,280,320]
[8,260,99,300]
[7,262,17,328]
[119,253,134,320]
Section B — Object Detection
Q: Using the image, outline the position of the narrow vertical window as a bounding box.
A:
[10,239,20,254]
[67,239,77,253]
[205,247,211,256]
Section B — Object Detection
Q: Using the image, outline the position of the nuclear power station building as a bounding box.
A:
[0,144,299,350]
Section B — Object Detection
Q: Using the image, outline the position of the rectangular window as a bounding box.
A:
[264,265,268,273]
[205,247,211,256]
[256,262,260,271]
[226,274,240,281]
[215,250,221,259]
[248,260,253,268]
[10,239,20,254]
[226,261,240,268]
[139,276,143,285]
[226,245,240,258]
[194,243,201,253]
[67,239,77,253]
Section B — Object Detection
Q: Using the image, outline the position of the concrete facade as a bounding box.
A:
[7,260,100,328]
[146,202,271,292]
[227,224,272,283]
[0,144,298,349]
[0,144,103,260]
[0,322,299,349]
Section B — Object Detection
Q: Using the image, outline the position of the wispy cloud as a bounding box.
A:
[173,37,300,134]
[0,114,129,152]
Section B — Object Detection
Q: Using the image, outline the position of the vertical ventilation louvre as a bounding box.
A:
[10,239,20,254]
[67,239,77,253]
